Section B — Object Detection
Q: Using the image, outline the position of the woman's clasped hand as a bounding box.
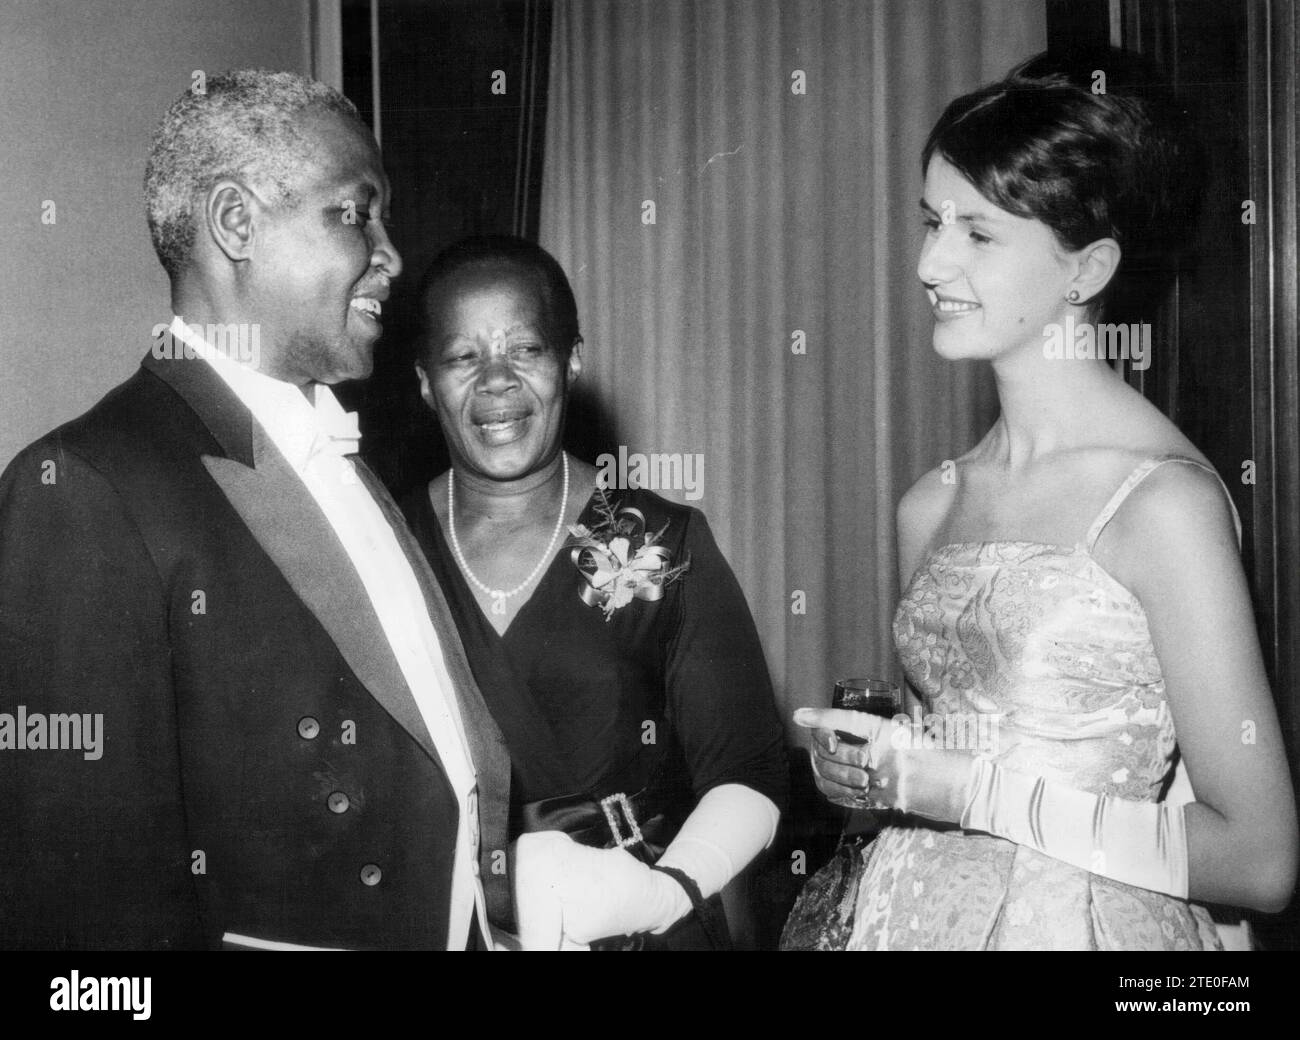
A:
[793,708,972,823]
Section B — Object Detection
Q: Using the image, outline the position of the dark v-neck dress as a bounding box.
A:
[401,484,788,832]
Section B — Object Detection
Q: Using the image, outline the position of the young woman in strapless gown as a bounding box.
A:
[782,51,1297,950]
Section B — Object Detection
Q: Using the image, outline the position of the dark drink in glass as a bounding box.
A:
[832,677,901,744]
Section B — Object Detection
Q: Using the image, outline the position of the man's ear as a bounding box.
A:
[567,338,584,385]
[205,178,258,263]
[1066,237,1122,306]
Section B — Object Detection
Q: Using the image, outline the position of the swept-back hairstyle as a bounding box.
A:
[923,48,1202,319]
[144,69,362,279]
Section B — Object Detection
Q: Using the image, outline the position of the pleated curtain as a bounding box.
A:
[540,0,1045,735]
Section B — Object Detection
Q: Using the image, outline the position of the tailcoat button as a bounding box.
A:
[360,864,382,886]
[297,716,320,739]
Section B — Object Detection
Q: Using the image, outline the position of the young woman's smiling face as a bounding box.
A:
[917,154,1078,364]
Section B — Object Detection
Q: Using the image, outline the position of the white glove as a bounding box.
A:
[513,831,690,950]
[794,707,972,822]
[654,783,780,906]
[961,756,1189,897]
[795,706,1189,895]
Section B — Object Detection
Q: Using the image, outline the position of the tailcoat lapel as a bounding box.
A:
[143,351,438,764]
[145,349,514,924]
[201,432,441,764]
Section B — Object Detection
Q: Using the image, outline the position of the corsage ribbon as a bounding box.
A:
[569,504,673,615]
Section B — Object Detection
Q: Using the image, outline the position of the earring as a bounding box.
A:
[1067,290,1082,303]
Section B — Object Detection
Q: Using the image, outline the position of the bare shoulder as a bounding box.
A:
[1068,383,1218,509]
[1086,385,1227,543]
[896,461,961,584]
[1114,460,1236,538]
[1102,381,1211,465]
[897,460,959,530]
[1100,459,1240,589]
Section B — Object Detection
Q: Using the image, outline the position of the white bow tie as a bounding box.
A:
[307,408,362,460]
[294,386,362,465]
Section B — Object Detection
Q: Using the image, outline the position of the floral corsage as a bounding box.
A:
[566,489,690,620]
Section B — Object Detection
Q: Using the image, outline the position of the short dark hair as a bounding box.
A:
[922,48,1201,318]
[416,235,581,365]
[144,69,362,280]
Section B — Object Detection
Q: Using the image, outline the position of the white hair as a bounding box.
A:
[144,69,361,278]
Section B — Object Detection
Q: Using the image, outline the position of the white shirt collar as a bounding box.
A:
[168,315,361,470]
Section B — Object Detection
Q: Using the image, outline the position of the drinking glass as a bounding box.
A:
[831,676,901,744]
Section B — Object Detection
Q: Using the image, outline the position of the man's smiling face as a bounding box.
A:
[247,110,402,385]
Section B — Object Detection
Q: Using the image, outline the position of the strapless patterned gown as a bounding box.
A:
[782,457,1230,950]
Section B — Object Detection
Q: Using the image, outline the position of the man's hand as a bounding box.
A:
[792,707,974,824]
[513,832,689,950]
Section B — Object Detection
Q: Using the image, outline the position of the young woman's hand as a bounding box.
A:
[793,707,973,824]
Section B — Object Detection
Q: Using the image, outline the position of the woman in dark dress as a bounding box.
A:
[402,235,787,950]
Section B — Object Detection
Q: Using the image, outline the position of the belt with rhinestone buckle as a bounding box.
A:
[599,792,645,849]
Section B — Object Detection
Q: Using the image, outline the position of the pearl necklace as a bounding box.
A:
[447,453,570,608]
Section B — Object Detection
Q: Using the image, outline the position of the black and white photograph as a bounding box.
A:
[0,0,1297,1002]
